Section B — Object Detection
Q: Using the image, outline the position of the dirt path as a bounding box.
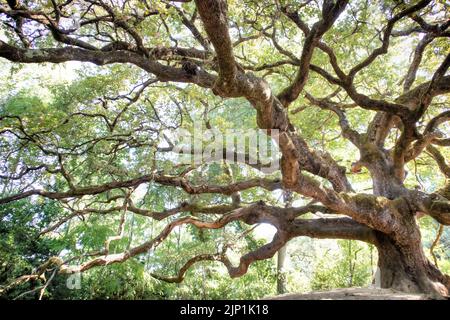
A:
[264,287,429,300]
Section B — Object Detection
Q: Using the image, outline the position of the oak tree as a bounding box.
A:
[0,0,449,298]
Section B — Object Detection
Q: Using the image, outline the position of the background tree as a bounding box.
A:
[0,0,449,298]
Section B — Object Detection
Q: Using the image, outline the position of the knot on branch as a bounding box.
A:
[211,78,239,97]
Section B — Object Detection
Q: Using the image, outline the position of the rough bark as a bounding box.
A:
[375,232,450,298]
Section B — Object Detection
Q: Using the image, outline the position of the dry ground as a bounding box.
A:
[264,287,431,300]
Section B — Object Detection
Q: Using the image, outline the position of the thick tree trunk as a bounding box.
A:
[364,151,450,298]
[375,232,450,298]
